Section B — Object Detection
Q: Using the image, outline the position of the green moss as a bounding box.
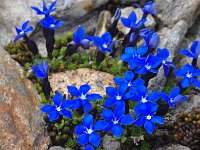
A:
[163,79,176,93]
[55,32,73,49]
[59,46,67,56]
[52,50,60,58]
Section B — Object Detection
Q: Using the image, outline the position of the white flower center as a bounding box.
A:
[145,64,151,70]
[141,97,148,103]
[103,44,108,48]
[50,24,55,28]
[128,82,132,87]
[146,115,152,120]
[20,31,24,35]
[56,106,61,112]
[113,119,119,124]
[80,94,87,100]
[186,72,193,78]
[86,128,93,134]
[116,95,121,100]
[162,60,166,64]
[170,98,174,103]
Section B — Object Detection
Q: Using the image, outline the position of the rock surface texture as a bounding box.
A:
[49,68,115,96]
[102,135,121,150]
[0,47,49,150]
[155,0,200,27]
[155,143,191,150]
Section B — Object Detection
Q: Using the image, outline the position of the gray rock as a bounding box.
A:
[49,146,71,150]
[155,143,191,150]
[0,0,109,56]
[0,47,49,149]
[148,20,188,92]
[117,0,137,5]
[155,0,200,27]
[171,95,200,115]
[102,135,121,150]
[116,7,156,34]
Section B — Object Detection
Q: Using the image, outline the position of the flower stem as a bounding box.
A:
[23,35,39,55]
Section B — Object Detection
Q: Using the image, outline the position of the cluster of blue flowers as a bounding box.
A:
[26,1,200,150]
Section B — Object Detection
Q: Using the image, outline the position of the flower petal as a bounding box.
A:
[124,71,134,82]
[102,109,114,121]
[169,87,180,98]
[103,97,116,107]
[128,12,137,22]
[83,114,93,128]
[86,94,103,101]
[113,77,125,85]
[74,124,86,134]
[144,120,155,134]
[102,32,111,43]
[41,104,55,113]
[106,86,116,97]
[80,84,91,94]
[89,133,101,147]
[119,114,135,125]
[84,144,95,150]
[67,86,81,96]
[48,111,59,121]
[134,116,146,126]
[53,93,63,106]
[147,92,160,101]
[112,124,123,138]
[82,100,92,113]
[180,78,191,88]
[60,109,72,119]
[137,46,148,55]
[192,78,200,88]
[121,17,131,28]
[114,101,125,119]
[151,116,164,124]
[78,134,89,146]
[179,50,194,58]
[93,120,108,130]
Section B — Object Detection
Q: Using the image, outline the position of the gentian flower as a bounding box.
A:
[93,32,115,53]
[13,20,34,42]
[67,84,103,113]
[102,101,135,137]
[119,46,148,69]
[74,114,108,149]
[73,26,92,47]
[135,54,161,75]
[140,29,160,48]
[103,86,128,108]
[131,85,160,116]
[134,103,164,134]
[142,1,157,15]
[179,41,200,58]
[121,11,147,29]
[160,87,187,108]
[40,16,64,30]
[31,0,57,16]
[31,61,48,78]
[113,71,144,91]
[41,93,76,121]
[174,63,200,88]
[156,48,175,76]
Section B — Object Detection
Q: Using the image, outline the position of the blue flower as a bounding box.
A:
[31,61,48,78]
[74,114,108,149]
[103,86,128,108]
[67,84,103,113]
[160,87,187,108]
[121,11,147,29]
[134,103,164,134]
[13,20,34,42]
[142,1,157,15]
[40,16,64,30]
[131,85,160,116]
[135,54,161,75]
[156,48,175,76]
[93,32,115,53]
[73,26,92,47]
[113,71,144,91]
[41,93,76,121]
[119,46,148,69]
[140,29,160,48]
[31,0,57,16]
[179,41,200,58]
[174,63,200,88]
[102,101,135,138]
